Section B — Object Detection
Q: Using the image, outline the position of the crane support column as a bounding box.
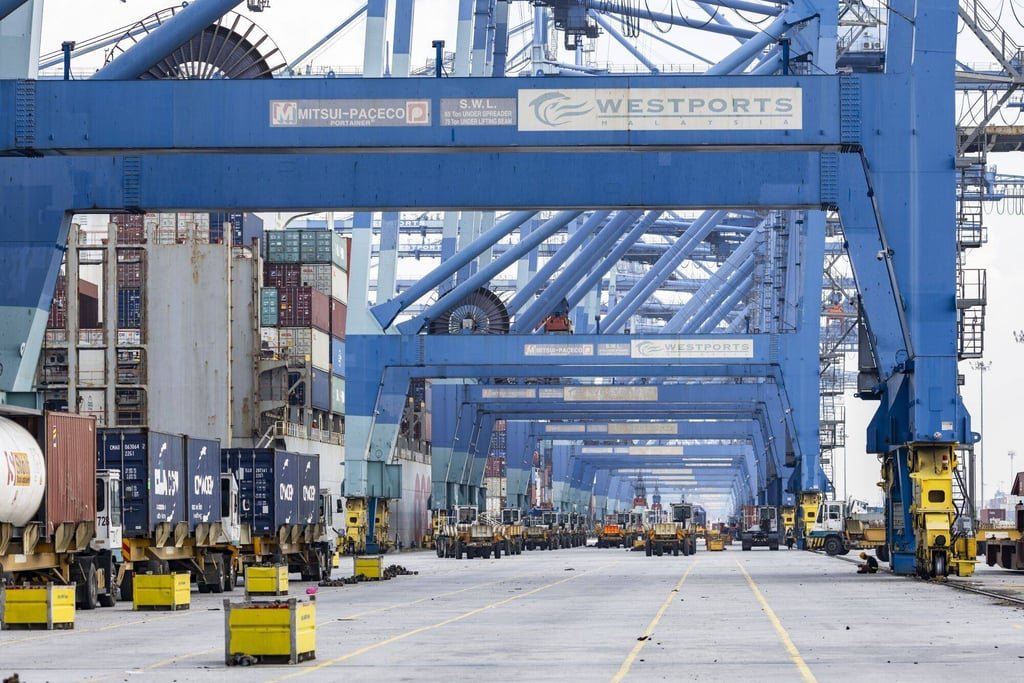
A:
[907,444,976,577]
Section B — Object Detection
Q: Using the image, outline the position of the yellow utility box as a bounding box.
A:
[133,572,191,611]
[224,597,316,665]
[245,565,289,596]
[353,555,383,580]
[706,533,726,552]
[1,584,76,630]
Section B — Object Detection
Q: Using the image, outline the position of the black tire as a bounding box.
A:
[824,536,844,556]
[98,587,117,608]
[673,545,680,557]
[211,560,225,594]
[225,563,237,592]
[645,542,653,557]
[453,541,462,559]
[742,542,752,552]
[494,544,501,559]
[121,570,135,603]
[78,563,99,610]
[876,544,890,563]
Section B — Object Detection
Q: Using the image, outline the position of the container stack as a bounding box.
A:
[484,421,508,512]
[259,230,349,420]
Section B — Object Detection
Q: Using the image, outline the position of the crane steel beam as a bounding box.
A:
[90,0,244,80]
[0,0,28,22]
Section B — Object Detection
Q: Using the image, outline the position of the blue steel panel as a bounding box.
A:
[2,76,841,153]
[0,152,824,215]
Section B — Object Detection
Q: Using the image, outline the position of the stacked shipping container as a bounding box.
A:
[260,229,349,417]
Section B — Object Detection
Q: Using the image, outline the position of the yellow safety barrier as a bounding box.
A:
[224,596,316,666]
[1,584,75,630]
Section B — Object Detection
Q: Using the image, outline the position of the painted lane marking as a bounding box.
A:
[610,559,697,683]
[269,561,621,682]
[737,561,817,683]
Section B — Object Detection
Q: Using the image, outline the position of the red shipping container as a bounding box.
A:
[311,289,330,334]
[277,286,313,327]
[112,214,146,244]
[47,294,67,329]
[45,412,97,538]
[6,412,97,539]
[264,263,301,288]
[330,299,347,339]
[117,261,144,288]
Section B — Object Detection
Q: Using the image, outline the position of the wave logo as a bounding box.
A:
[527,92,593,128]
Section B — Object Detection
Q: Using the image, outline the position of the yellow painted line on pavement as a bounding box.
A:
[737,561,817,683]
[610,560,697,683]
[86,573,545,679]
[323,572,546,625]
[269,562,620,682]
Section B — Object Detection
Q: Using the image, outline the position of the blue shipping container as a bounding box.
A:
[222,449,300,535]
[331,338,345,377]
[311,369,330,410]
[297,453,320,525]
[185,436,221,532]
[117,288,142,328]
[97,429,185,537]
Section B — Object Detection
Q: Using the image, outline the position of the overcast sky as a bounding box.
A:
[36,1,1024,508]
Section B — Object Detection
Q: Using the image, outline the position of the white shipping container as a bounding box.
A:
[77,349,106,386]
[158,213,176,228]
[79,329,105,347]
[260,327,279,346]
[45,329,68,345]
[332,267,348,305]
[311,329,330,371]
[117,329,142,346]
[278,327,312,361]
[79,389,107,425]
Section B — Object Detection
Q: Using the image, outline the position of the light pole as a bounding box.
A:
[1010,450,1017,494]
[972,360,992,512]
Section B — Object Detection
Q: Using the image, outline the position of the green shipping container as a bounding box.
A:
[266,244,301,263]
[260,288,279,326]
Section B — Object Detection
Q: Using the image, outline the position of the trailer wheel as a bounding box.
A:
[121,570,135,603]
[225,563,237,592]
[78,563,99,610]
[673,545,680,557]
[742,542,752,551]
[494,543,501,559]
[211,559,226,594]
[97,555,118,607]
[645,542,653,557]
[823,536,844,556]
[876,544,890,563]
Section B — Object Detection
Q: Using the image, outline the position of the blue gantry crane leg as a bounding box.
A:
[0,1,974,576]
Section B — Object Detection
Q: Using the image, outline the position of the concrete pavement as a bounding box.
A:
[2,545,1022,681]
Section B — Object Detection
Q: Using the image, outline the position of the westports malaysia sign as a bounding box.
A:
[518,87,801,131]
